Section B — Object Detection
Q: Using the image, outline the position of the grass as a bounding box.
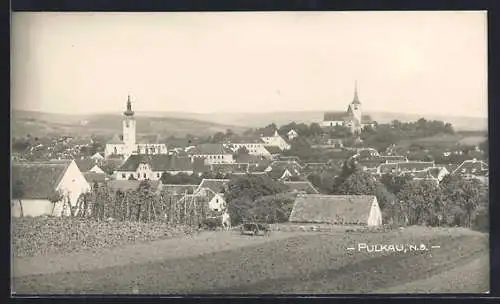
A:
[12,226,488,294]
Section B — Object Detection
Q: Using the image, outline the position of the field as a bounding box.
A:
[12,225,489,294]
[396,133,487,149]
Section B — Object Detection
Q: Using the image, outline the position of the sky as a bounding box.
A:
[11,11,487,117]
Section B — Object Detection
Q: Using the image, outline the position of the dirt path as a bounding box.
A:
[12,231,307,278]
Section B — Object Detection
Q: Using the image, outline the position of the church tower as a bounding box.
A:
[122,94,136,156]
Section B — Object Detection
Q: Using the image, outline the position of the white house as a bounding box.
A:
[260,130,291,151]
[287,129,299,141]
[289,194,382,226]
[115,154,193,181]
[11,160,91,217]
[451,159,489,184]
[187,144,235,165]
[194,179,229,212]
[105,95,167,159]
[90,152,105,162]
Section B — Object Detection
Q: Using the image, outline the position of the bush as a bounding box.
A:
[11,217,197,258]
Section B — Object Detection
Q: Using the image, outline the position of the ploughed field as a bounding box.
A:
[12,227,488,294]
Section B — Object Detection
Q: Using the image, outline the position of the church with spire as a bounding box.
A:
[320,81,376,134]
[104,95,168,159]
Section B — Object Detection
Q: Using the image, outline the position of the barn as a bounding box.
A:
[289,194,382,226]
[11,160,91,217]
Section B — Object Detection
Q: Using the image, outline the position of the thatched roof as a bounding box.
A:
[11,161,72,199]
[289,194,377,225]
[196,179,229,194]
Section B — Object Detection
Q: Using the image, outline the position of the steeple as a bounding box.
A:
[124,94,135,116]
[352,81,361,105]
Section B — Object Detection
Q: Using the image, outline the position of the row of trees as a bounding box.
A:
[307,159,488,230]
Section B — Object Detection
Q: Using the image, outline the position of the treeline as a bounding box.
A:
[307,159,488,230]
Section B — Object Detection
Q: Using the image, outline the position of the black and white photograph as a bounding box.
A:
[11,11,489,294]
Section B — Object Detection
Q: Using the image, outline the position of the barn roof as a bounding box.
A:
[289,194,377,225]
[188,143,233,155]
[74,158,98,173]
[11,161,72,200]
[83,172,108,184]
[196,179,230,194]
[283,181,319,194]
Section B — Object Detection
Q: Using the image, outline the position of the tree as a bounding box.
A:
[212,132,226,144]
[397,180,443,226]
[380,173,412,195]
[48,189,64,216]
[440,176,483,227]
[334,170,378,196]
[12,180,25,217]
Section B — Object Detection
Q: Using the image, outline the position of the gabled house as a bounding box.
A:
[411,167,449,185]
[90,152,105,162]
[289,194,382,226]
[260,129,291,151]
[227,137,273,158]
[11,160,91,217]
[265,160,303,181]
[115,154,193,181]
[83,172,109,187]
[187,144,234,164]
[283,181,319,194]
[194,179,230,212]
[75,158,105,174]
[451,159,489,184]
[264,145,283,158]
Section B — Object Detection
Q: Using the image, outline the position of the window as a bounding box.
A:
[143,173,147,179]
[130,174,133,179]
[122,173,126,178]
[157,173,160,178]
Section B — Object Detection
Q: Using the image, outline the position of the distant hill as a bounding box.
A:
[11,110,248,138]
[147,111,488,132]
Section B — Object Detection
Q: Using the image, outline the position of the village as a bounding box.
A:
[11,86,489,231]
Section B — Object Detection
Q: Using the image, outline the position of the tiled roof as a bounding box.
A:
[324,112,347,121]
[378,163,398,174]
[289,194,377,225]
[398,161,435,171]
[379,155,408,163]
[188,144,233,155]
[83,172,107,184]
[196,179,230,194]
[267,162,302,180]
[11,161,72,200]
[283,181,319,194]
[210,163,249,174]
[234,153,266,164]
[264,146,282,154]
[192,158,211,173]
[230,136,265,144]
[116,154,193,172]
[452,159,489,176]
[259,129,278,137]
[74,158,98,173]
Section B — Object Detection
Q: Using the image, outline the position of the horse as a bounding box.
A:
[221,210,231,232]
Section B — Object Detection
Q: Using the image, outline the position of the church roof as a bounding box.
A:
[352,81,361,105]
[116,154,193,172]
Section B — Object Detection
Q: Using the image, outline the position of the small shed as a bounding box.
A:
[289,194,382,226]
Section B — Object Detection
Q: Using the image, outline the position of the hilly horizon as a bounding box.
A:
[11,109,487,139]
[139,110,488,132]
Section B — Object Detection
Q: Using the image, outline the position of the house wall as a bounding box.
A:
[136,144,168,155]
[320,120,344,127]
[11,199,54,217]
[192,154,234,164]
[367,198,383,226]
[231,143,272,157]
[261,136,290,151]
[116,169,163,180]
[208,194,226,211]
[55,160,91,216]
[167,170,194,176]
